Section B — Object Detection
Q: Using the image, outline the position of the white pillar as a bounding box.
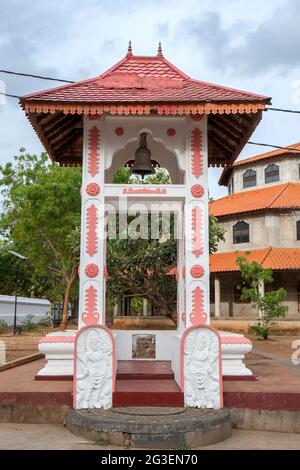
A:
[113,303,119,316]
[184,117,210,328]
[214,275,221,318]
[143,299,148,317]
[78,117,106,328]
[0,341,6,365]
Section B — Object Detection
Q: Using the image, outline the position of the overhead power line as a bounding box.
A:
[248,141,300,151]
[0,69,74,83]
[1,67,300,114]
[0,91,19,99]
[267,107,300,115]
[1,70,300,114]
[1,72,300,154]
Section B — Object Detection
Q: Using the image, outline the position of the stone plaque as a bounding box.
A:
[132,334,156,359]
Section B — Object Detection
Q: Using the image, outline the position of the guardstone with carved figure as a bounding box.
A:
[75,327,113,410]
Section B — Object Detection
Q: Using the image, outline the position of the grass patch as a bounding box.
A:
[176,442,191,450]
[95,439,111,447]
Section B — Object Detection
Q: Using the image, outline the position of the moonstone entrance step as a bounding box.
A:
[113,379,184,407]
[67,407,232,448]
[116,360,174,380]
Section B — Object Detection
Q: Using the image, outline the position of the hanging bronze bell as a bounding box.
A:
[131,132,155,178]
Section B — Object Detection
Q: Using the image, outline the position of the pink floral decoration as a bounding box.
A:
[191,184,204,198]
[86,183,100,197]
[85,264,99,278]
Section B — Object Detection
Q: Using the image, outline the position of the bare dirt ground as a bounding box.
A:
[0,324,299,363]
[249,334,299,360]
[0,325,76,362]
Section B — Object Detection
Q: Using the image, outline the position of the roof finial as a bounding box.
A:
[127,40,133,56]
[157,41,163,56]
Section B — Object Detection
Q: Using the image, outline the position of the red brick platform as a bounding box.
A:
[1,353,300,411]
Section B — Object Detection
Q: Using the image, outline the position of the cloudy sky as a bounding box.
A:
[0,0,299,198]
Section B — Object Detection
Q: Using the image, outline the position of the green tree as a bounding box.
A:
[112,166,172,185]
[0,156,225,328]
[0,149,81,329]
[112,167,131,184]
[107,234,177,320]
[236,256,288,339]
[209,214,225,255]
[0,241,51,297]
[106,168,225,321]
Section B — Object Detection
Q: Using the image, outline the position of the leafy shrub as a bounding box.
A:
[0,319,8,334]
[21,314,37,332]
[40,312,53,327]
[249,324,271,340]
[237,257,288,340]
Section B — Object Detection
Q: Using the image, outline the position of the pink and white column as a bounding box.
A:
[184,117,210,329]
[78,117,106,329]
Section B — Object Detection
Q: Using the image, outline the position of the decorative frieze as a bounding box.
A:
[122,187,167,195]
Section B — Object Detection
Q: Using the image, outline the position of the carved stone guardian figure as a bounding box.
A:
[74,326,115,409]
[182,326,222,409]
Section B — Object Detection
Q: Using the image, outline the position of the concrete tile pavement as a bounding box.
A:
[0,424,300,450]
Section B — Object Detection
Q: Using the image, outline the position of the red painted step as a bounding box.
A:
[117,360,174,380]
[113,379,184,407]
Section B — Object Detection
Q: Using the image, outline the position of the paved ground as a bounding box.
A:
[0,423,300,450]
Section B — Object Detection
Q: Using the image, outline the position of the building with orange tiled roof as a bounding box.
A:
[210,144,300,320]
[219,141,300,190]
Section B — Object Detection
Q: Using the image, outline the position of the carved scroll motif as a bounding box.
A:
[191,128,203,178]
[192,206,204,258]
[87,126,100,177]
[86,204,98,257]
[189,286,207,325]
[82,285,99,326]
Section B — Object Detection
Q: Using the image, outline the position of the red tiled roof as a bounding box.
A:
[22,53,270,106]
[219,142,300,186]
[19,48,271,166]
[210,247,300,273]
[210,183,300,218]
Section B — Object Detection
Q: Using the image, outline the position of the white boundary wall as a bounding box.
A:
[0,295,51,326]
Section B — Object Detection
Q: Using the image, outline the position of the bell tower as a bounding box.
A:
[21,43,270,408]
